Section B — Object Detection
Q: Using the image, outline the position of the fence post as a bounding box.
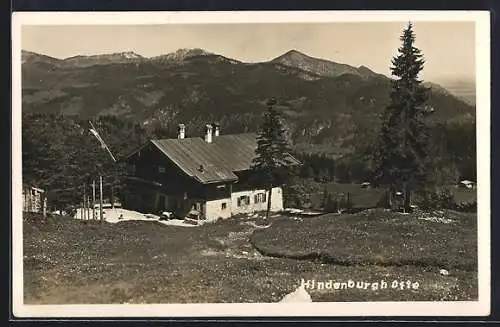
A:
[92,180,96,220]
[88,196,91,219]
[27,188,31,212]
[83,184,86,220]
[100,175,104,222]
[42,193,47,217]
[347,192,351,213]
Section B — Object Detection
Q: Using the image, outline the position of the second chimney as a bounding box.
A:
[178,123,185,139]
[204,124,213,143]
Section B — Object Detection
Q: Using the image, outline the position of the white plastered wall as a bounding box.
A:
[230,187,283,215]
[204,197,232,221]
[204,187,284,221]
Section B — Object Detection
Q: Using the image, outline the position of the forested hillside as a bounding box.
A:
[21,48,476,210]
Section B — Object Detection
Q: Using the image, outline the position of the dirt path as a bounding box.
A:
[200,220,273,260]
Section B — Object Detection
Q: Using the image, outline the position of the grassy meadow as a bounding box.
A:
[23,207,477,304]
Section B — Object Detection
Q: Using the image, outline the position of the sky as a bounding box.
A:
[21,22,475,83]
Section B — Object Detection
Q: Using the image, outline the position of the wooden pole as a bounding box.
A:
[92,180,96,220]
[333,160,337,184]
[89,120,117,162]
[83,184,87,220]
[265,187,272,220]
[100,175,104,222]
[88,196,91,219]
[29,189,32,212]
[387,189,392,209]
[347,192,351,214]
[26,188,31,212]
[42,193,47,218]
[404,183,411,214]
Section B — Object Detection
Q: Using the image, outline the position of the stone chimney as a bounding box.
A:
[178,123,185,139]
[204,124,213,143]
[213,122,220,137]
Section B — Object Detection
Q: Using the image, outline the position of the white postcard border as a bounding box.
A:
[11,10,491,318]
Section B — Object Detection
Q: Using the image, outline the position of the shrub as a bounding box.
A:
[376,190,392,209]
[23,212,50,226]
[323,194,338,213]
[345,192,354,213]
[323,192,355,213]
[418,188,457,210]
[439,189,457,209]
[456,200,477,212]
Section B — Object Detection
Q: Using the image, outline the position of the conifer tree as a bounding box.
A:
[373,22,433,212]
[252,98,293,219]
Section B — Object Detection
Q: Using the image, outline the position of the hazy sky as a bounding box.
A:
[22,22,475,83]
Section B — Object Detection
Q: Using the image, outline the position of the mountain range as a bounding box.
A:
[21,48,476,157]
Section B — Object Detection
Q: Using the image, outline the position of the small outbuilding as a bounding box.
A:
[22,185,47,215]
[360,182,371,189]
[459,180,476,189]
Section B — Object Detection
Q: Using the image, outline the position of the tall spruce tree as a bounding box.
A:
[373,22,432,212]
[252,98,292,219]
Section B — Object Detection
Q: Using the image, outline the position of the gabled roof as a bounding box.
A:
[152,137,238,184]
[125,132,300,184]
[22,184,45,192]
[211,133,261,172]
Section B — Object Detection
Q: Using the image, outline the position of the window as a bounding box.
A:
[128,164,136,175]
[158,166,166,173]
[254,193,267,203]
[237,195,250,207]
[192,202,201,211]
[221,203,227,210]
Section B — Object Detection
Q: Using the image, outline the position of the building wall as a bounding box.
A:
[204,197,232,221]
[22,187,47,214]
[203,187,283,221]
[230,187,283,215]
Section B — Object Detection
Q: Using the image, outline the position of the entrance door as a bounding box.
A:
[158,194,166,211]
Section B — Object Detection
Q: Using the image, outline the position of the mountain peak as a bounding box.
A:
[357,65,379,77]
[21,50,61,65]
[175,48,209,56]
[274,49,312,61]
[64,51,143,60]
[150,48,216,64]
[57,51,144,67]
[283,49,306,56]
[119,51,143,59]
[272,50,377,80]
